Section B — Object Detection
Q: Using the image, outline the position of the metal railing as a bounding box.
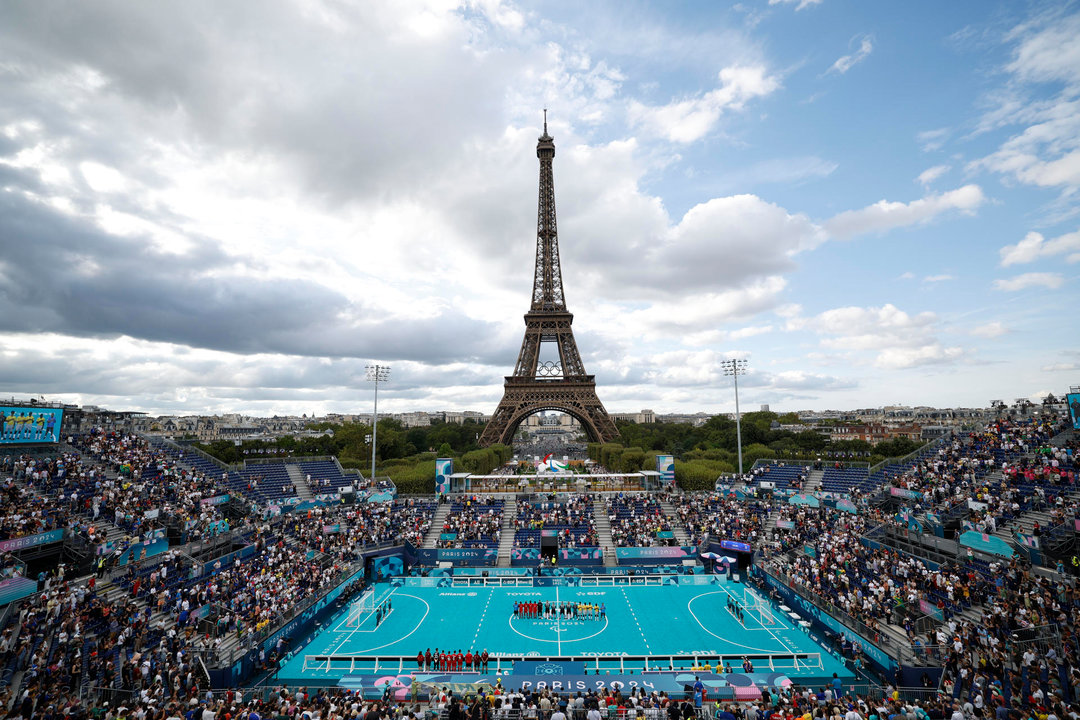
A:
[757,565,914,661]
[302,651,824,676]
[213,558,365,668]
[868,437,945,479]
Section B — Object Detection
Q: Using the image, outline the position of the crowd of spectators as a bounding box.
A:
[285,499,436,557]
[673,495,771,547]
[3,413,1080,718]
[607,495,673,547]
[513,494,596,547]
[437,496,503,548]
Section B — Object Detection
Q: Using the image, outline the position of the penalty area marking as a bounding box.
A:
[686,590,793,654]
[325,591,430,656]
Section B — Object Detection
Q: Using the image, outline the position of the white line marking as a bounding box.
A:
[687,590,789,653]
[556,585,561,655]
[620,588,650,652]
[335,592,431,655]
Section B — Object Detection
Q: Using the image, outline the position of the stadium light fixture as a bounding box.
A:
[721,358,748,476]
[366,365,391,484]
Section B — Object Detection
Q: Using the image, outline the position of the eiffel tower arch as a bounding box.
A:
[479,114,619,447]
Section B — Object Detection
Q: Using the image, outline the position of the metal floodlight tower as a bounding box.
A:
[366,365,391,483]
[722,358,749,476]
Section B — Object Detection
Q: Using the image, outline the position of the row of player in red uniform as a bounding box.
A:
[416,648,490,672]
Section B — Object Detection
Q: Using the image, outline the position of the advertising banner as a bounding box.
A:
[918,599,945,622]
[143,508,160,520]
[558,547,603,564]
[614,546,695,564]
[775,519,795,530]
[889,487,923,500]
[455,567,533,577]
[788,494,820,508]
[434,548,497,565]
[435,458,453,495]
[200,494,231,506]
[0,576,38,606]
[1015,532,1039,549]
[958,531,1014,558]
[0,529,65,554]
[835,499,859,514]
[656,455,675,487]
[511,548,541,564]
[115,538,170,567]
[369,555,403,581]
[1068,393,1080,430]
[719,540,752,553]
[535,576,580,587]
[0,406,63,445]
[323,523,343,534]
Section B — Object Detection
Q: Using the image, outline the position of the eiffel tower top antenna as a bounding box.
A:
[533,109,563,311]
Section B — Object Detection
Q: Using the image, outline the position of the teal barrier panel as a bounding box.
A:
[0,577,37,606]
[958,531,1014,558]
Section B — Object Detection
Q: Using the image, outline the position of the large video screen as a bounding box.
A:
[1068,393,1080,431]
[0,406,63,445]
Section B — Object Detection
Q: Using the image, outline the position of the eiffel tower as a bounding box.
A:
[479,114,619,447]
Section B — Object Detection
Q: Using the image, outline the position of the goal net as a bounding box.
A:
[345,590,376,627]
[743,593,778,626]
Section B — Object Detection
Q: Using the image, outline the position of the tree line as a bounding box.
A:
[194,411,924,493]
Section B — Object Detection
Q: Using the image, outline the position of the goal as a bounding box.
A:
[344,590,376,627]
[742,592,779,626]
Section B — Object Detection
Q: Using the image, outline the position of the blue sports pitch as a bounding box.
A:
[278,579,849,684]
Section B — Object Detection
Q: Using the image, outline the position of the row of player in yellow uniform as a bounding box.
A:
[2,410,57,440]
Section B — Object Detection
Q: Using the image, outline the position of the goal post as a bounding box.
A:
[345,589,376,627]
[743,593,778,627]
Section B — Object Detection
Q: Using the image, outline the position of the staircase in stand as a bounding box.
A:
[802,468,824,494]
[287,464,313,501]
[496,496,518,568]
[422,502,452,549]
[657,496,689,545]
[592,496,618,567]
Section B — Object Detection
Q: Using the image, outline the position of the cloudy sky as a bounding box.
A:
[1,0,1078,418]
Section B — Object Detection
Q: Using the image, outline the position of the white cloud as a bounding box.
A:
[917,128,950,152]
[582,193,824,302]
[923,274,954,283]
[1042,362,1080,372]
[768,0,822,9]
[875,344,964,369]
[993,272,1064,291]
[999,229,1080,266]
[824,185,986,240]
[826,35,874,75]
[917,165,950,186]
[970,322,1007,338]
[628,65,779,143]
[972,12,1080,192]
[730,325,774,339]
[790,303,964,369]
[898,271,915,280]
